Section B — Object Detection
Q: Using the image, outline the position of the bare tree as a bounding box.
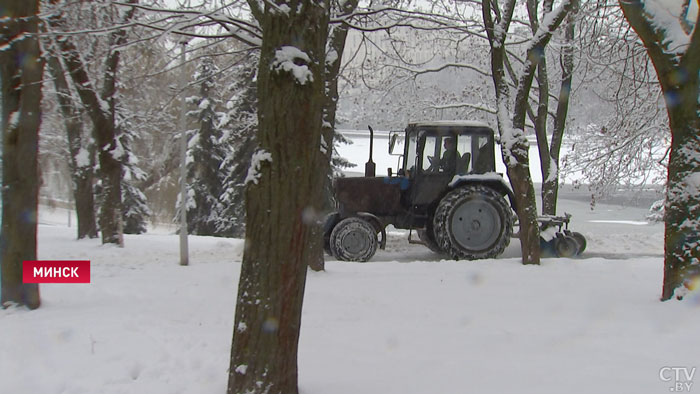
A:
[482,0,576,264]
[45,55,99,239]
[560,0,668,203]
[528,0,580,215]
[47,0,139,245]
[0,0,43,309]
[618,0,700,300]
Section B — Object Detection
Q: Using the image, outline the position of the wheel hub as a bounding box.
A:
[342,230,369,254]
[451,199,501,251]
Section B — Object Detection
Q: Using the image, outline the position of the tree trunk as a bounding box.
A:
[483,0,541,264]
[543,0,577,216]
[534,59,556,215]
[227,2,330,393]
[663,108,700,300]
[310,0,360,272]
[484,0,573,264]
[0,0,43,309]
[530,0,556,216]
[50,1,137,245]
[660,65,700,300]
[619,0,700,300]
[46,55,98,239]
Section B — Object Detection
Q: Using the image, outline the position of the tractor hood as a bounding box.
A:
[334,176,404,217]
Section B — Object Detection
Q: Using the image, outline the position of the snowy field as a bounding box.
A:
[2,193,700,394]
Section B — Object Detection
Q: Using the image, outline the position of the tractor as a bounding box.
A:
[323,120,585,262]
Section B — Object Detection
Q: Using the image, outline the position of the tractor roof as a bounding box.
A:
[409,120,492,129]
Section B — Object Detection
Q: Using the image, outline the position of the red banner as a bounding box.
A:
[23,260,91,283]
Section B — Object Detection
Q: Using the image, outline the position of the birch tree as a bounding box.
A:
[618,0,700,300]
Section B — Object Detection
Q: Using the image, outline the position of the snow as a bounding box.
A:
[8,110,19,129]
[642,0,695,54]
[244,149,272,185]
[272,3,291,15]
[1,190,698,393]
[410,119,490,129]
[589,220,650,226]
[545,157,558,184]
[107,138,125,161]
[74,148,90,168]
[527,0,572,51]
[499,126,528,167]
[326,48,339,66]
[449,172,512,189]
[271,46,314,85]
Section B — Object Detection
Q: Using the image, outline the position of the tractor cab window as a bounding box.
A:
[456,135,472,174]
[404,131,418,176]
[420,135,459,173]
[470,134,495,174]
[421,136,439,172]
[453,133,494,174]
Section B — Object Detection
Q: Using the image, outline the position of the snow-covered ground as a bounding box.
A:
[2,194,699,394]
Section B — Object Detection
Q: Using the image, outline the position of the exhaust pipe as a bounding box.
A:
[365,125,376,177]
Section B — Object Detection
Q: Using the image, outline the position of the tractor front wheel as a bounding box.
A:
[329,217,378,262]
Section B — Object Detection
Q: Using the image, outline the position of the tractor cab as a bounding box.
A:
[390,121,498,210]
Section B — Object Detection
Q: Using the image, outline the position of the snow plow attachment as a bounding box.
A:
[537,214,586,257]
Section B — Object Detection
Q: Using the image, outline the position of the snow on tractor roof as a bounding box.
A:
[409,120,492,129]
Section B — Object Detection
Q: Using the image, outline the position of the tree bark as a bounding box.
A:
[0,0,43,309]
[227,1,330,393]
[619,0,700,300]
[46,55,98,239]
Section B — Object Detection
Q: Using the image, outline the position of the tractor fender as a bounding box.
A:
[448,173,517,212]
[323,212,341,236]
[356,212,388,250]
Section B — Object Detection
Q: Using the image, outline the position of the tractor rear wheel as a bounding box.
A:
[330,217,378,262]
[433,185,513,260]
